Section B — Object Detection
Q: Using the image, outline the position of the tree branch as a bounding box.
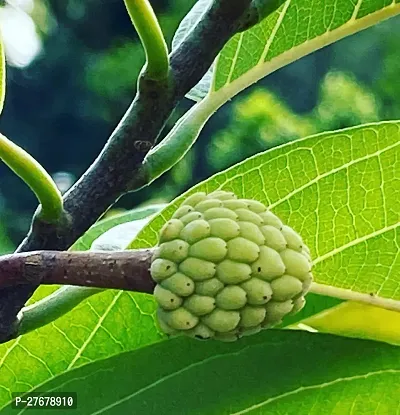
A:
[0,0,257,342]
[0,250,155,292]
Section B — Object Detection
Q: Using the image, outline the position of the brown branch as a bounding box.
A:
[0,250,155,293]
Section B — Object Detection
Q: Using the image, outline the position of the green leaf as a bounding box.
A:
[131,121,400,303]
[187,0,400,103]
[2,331,400,414]
[0,30,5,114]
[71,204,166,251]
[0,207,166,409]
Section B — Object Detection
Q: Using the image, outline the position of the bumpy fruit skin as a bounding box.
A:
[151,191,313,341]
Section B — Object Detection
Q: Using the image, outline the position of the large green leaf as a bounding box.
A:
[2,331,400,414]
[0,207,167,409]
[131,121,400,302]
[183,0,400,103]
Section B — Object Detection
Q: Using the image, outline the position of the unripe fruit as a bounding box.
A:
[215,286,247,310]
[151,191,313,342]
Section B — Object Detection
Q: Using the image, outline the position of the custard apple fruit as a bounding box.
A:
[151,191,313,341]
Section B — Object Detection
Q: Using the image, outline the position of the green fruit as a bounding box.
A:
[150,258,177,282]
[159,219,184,243]
[222,200,249,210]
[281,225,303,252]
[251,246,285,280]
[280,249,311,279]
[180,219,211,244]
[186,323,215,340]
[189,237,228,262]
[271,275,303,301]
[160,308,199,330]
[264,300,294,324]
[195,278,224,296]
[241,278,272,305]
[260,225,287,251]
[155,239,189,263]
[184,294,216,316]
[204,207,239,221]
[195,199,223,212]
[239,306,266,328]
[215,286,247,310]
[152,191,313,342]
[209,218,240,240]
[235,208,263,226]
[180,211,204,225]
[154,285,182,310]
[258,211,282,228]
[216,260,252,284]
[161,273,195,297]
[172,205,194,219]
[202,309,240,333]
[179,257,216,281]
[227,237,260,263]
[181,192,207,207]
[243,199,266,213]
[238,221,265,245]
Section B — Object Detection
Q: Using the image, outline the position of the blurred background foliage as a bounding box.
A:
[0,0,398,254]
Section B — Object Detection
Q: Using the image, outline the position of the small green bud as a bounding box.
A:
[172,205,194,219]
[271,275,303,301]
[180,211,204,225]
[258,211,282,228]
[238,221,265,245]
[180,219,211,244]
[281,225,303,252]
[195,199,223,212]
[181,192,207,207]
[239,306,266,328]
[160,308,199,330]
[260,225,287,251]
[161,272,195,297]
[150,258,177,282]
[195,278,224,296]
[204,207,239,221]
[280,249,311,279]
[235,208,263,226]
[243,199,266,213]
[155,239,189,263]
[216,260,252,284]
[154,285,182,310]
[264,300,293,324]
[159,219,184,243]
[240,278,272,305]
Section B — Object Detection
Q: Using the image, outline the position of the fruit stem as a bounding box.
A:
[310,282,400,312]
